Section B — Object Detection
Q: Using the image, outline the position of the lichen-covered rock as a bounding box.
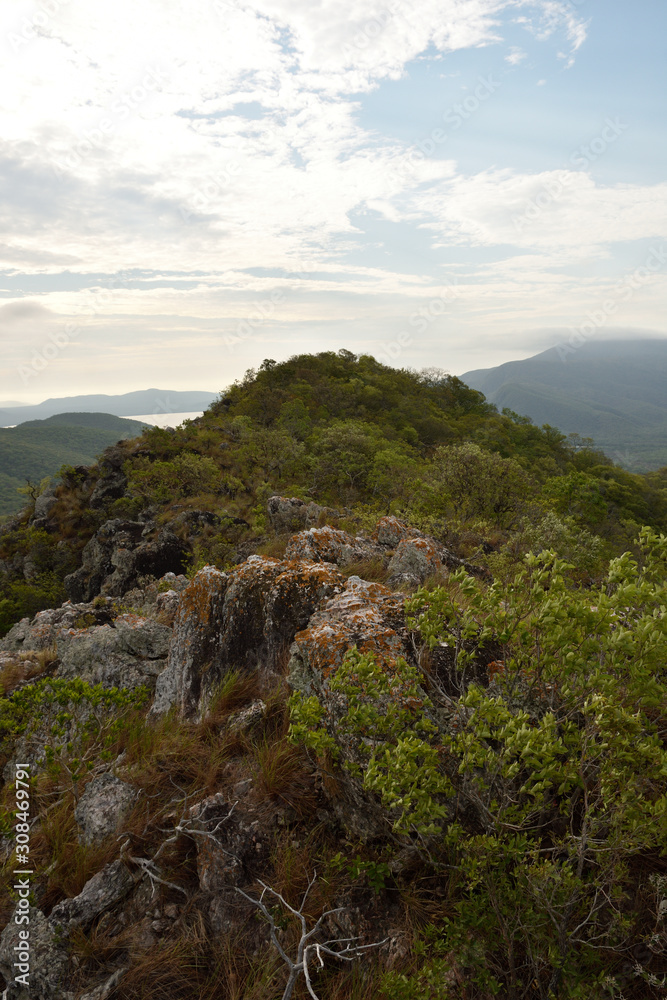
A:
[284,526,383,567]
[287,576,413,839]
[372,515,424,548]
[0,907,70,1000]
[267,496,341,534]
[150,565,228,718]
[64,518,188,602]
[153,558,345,718]
[0,599,116,652]
[57,614,172,691]
[74,773,139,845]
[50,860,134,929]
[288,576,408,696]
[387,536,444,586]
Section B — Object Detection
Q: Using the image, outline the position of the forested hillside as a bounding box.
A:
[462,339,667,470]
[0,352,666,999]
[0,413,147,516]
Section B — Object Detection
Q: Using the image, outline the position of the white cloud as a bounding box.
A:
[506,46,527,64]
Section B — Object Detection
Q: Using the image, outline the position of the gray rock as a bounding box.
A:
[0,600,115,652]
[89,469,127,509]
[57,615,172,691]
[284,526,383,567]
[50,860,134,929]
[33,483,58,522]
[64,518,188,602]
[387,536,444,586]
[74,774,139,845]
[151,565,228,718]
[0,907,70,1000]
[372,515,424,548]
[152,558,344,718]
[287,576,412,840]
[267,496,342,534]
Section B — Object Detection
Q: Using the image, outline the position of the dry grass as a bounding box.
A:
[250,726,318,818]
[26,796,119,912]
[206,669,261,723]
[0,645,57,695]
[254,536,289,560]
[341,557,390,583]
[113,708,231,797]
[109,914,282,1000]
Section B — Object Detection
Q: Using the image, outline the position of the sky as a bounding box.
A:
[1,0,666,403]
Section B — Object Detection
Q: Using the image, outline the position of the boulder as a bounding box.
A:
[372,515,423,548]
[89,446,129,509]
[0,907,70,1000]
[267,496,341,534]
[74,773,139,845]
[287,576,413,839]
[50,860,134,929]
[188,791,276,893]
[288,576,408,698]
[152,558,345,718]
[387,536,444,586]
[57,614,172,691]
[0,600,116,652]
[284,526,383,567]
[32,483,58,525]
[64,518,189,603]
[150,565,228,718]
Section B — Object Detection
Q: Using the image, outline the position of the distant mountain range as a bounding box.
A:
[462,339,667,471]
[0,412,148,516]
[0,388,217,427]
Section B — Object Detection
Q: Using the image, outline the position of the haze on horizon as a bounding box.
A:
[1,0,666,404]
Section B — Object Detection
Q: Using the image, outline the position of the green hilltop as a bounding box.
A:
[0,352,666,999]
[0,412,147,516]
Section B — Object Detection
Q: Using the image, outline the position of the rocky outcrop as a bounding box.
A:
[153,558,345,718]
[267,496,342,534]
[0,862,135,999]
[32,482,58,528]
[150,565,228,718]
[0,908,70,1000]
[57,613,172,691]
[372,515,424,548]
[64,518,188,603]
[284,525,383,567]
[288,575,409,699]
[387,535,444,587]
[50,860,135,930]
[75,773,139,845]
[0,599,119,652]
[88,445,129,510]
[287,576,412,839]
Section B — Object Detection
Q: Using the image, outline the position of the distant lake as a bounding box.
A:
[127,411,204,428]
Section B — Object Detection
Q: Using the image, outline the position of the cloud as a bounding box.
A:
[506,46,527,65]
[0,301,55,324]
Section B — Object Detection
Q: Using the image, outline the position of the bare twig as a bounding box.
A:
[236,873,388,1000]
